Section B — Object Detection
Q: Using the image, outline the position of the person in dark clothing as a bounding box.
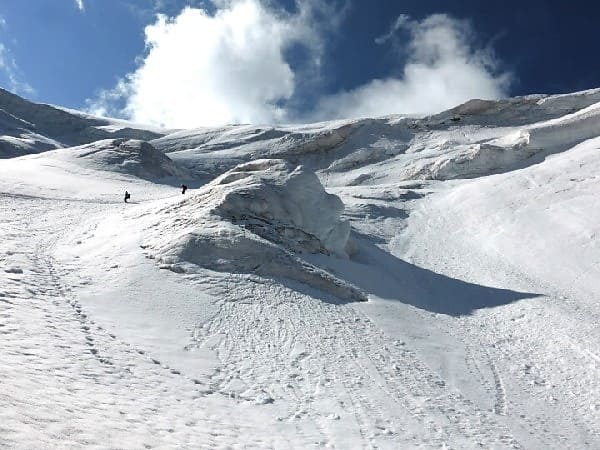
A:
[124,191,131,203]
[181,184,188,194]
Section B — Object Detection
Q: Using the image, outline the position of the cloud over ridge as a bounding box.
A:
[88,2,510,127]
[315,14,510,120]
[89,0,316,127]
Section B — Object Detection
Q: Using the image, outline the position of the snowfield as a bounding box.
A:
[1,88,600,449]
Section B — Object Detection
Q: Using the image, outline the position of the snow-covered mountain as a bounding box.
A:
[0,88,168,158]
[1,88,599,449]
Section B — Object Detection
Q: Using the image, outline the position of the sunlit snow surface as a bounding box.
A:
[1,88,600,449]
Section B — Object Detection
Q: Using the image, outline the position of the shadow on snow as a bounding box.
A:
[307,233,540,316]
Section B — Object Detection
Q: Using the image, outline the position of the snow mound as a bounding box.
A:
[141,159,364,301]
[65,139,187,180]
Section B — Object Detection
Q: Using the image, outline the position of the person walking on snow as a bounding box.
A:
[124,191,131,203]
[181,184,188,194]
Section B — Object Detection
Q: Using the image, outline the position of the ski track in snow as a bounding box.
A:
[1,194,526,449]
[184,276,523,449]
[2,188,599,449]
[0,195,296,449]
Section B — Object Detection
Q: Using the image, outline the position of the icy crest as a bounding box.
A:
[212,159,350,256]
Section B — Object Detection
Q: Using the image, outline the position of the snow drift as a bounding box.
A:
[140,159,364,301]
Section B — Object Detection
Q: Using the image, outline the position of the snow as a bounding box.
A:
[1,87,600,448]
[210,159,351,257]
[55,138,189,180]
[0,88,169,158]
[71,158,365,304]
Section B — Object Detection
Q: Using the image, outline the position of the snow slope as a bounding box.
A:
[1,88,600,449]
[0,88,169,158]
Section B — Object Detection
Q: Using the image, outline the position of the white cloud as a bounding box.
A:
[374,14,410,45]
[313,14,510,120]
[89,6,508,127]
[0,41,34,95]
[89,0,322,127]
[75,0,85,12]
[0,17,32,95]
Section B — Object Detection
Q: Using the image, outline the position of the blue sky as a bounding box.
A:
[0,0,597,127]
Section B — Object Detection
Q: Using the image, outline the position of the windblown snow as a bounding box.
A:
[1,87,600,449]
